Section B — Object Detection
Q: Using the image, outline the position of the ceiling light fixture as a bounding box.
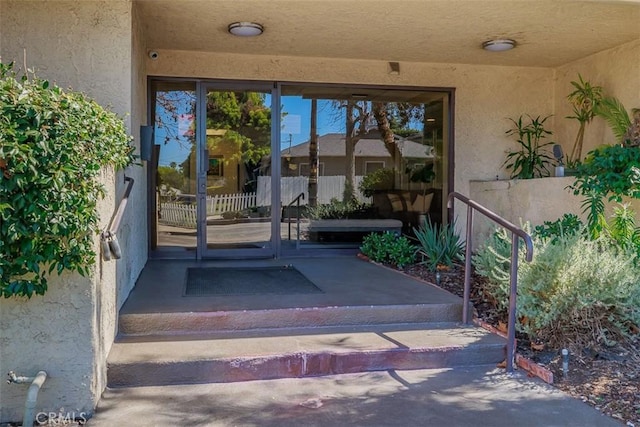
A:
[482,39,516,52]
[228,22,264,37]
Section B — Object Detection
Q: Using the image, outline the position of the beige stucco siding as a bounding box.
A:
[554,39,640,161]
[0,1,146,422]
[468,39,640,245]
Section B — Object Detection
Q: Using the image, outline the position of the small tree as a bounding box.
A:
[566,74,603,165]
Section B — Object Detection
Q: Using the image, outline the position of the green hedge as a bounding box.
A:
[0,62,134,298]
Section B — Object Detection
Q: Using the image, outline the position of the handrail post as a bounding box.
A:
[284,192,305,243]
[447,191,533,374]
[296,197,301,249]
[507,233,519,372]
[287,206,292,240]
[463,205,473,324]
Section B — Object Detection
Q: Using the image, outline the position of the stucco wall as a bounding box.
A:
[554,39,640,162]
[0,1,145,423]
[468,177,583,247]
[469,175,640,249]
[467,39,640,248]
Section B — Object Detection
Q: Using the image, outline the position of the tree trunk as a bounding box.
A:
[343,101,357,203]
[569,122,586,165]
[372,102,397,162]
[372,102,397,187]
[308,99,319,207]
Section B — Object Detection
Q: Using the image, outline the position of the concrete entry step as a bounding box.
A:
[118,303,464,337]
[107,323,505,387]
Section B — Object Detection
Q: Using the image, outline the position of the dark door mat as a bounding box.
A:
[184,266,323,296]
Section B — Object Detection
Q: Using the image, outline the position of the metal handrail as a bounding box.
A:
[108,176,134,234]
[284,192,305,242]
[447,191,533,373]
[101,176,134,261]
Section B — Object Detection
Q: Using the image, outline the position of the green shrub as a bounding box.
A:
[308,198,373,220]
[473,227,515,312]
[604,203,640,255]
[0,62,134,298]
[533,213,583,244]
[570,144,640,238]
[474,226,640,350]
[412,218,464,272]
[360,232,416,268]
[358,168,394,197]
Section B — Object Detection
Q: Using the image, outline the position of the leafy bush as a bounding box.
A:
[360,232,416,268]
[533,213,583,244]
[412,218,464,272]
[307,198,373,220]
[0,62,134,298]
[604,203,640,255]
[474,226,640,350]
[358,168,394,197]
[570,144,640,237]
[503,114,555,179]
[473,227,515,312]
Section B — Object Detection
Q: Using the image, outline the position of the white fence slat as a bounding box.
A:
[161,179,370,229]
[257,175,370,206]
[159,202,197,228]
[204,192,257,216]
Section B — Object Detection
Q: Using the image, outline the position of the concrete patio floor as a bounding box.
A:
[120,256,462,315]
[89,365,619,427]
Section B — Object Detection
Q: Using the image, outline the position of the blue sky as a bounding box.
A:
[280,96,344,150]
[156,92,343,167]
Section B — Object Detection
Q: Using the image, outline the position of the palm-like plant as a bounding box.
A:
[503,114,555,179]
[566,74,603,165]
[594,96,636,145]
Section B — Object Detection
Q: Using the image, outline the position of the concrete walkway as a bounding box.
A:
[88,366,618,427]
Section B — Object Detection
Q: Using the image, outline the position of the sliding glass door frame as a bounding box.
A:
[196,81,280,259]
[148,77,455,260]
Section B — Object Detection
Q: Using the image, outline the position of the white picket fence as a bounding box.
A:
[257,176,369,206]
[159,202,197,228]
[159,192,258,228]
[207,192,257,216]
[159,178,369,228]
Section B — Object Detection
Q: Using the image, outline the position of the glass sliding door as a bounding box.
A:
[199,84,276,258]
[279,85,450,254]
[149,79,452,259]
[150,81,198,255]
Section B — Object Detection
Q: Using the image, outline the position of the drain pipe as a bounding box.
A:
[7,370,48,427]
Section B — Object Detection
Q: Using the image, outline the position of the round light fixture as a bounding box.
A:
[482,39,516,52]
[228,22,264,37]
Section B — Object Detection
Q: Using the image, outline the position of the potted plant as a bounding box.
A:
[406,162,435,223]
[503,114,556,179]
[358,167,395,198]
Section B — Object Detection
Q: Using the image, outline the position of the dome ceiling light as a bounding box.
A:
[482,39,516,52]
[228,22,264,37]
